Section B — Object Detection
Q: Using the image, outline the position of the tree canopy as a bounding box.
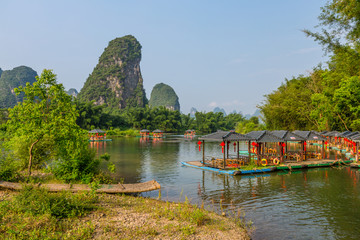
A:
[5,70,102,181]
[260,0,360,132]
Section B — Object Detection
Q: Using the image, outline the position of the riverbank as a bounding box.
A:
[0,189,251,239]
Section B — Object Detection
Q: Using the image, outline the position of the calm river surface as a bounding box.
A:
[93,136,360,240]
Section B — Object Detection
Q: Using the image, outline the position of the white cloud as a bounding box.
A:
[208,101,217,108]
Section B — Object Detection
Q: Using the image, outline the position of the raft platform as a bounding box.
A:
[0,180,161,193]
[350,163,360,168]
[181,159,352,176]
[89,139,113,142]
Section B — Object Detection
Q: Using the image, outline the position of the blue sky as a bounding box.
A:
[1,0,328,115]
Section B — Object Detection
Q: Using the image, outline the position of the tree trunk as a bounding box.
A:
[28,139,40,177]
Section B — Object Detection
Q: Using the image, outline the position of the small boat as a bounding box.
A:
[88,129,112,142]
[152,129,164,138]
[0,180,161,193]
[184,129,196,137]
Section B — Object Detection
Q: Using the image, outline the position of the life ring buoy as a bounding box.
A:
[273,158,280,165]
[261,159,267,167]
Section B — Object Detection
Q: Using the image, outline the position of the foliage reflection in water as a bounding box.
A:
[92,136,360,240]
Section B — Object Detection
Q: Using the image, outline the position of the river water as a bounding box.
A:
[92,136,360,240]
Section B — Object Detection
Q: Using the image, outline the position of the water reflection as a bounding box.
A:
[93,138,144,183]
[92,136,360,240]
[141,137,180,185]
[194,168,360,240]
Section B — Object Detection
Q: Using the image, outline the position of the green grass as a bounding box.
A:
[0,187,97,239]
[0,189,251,239]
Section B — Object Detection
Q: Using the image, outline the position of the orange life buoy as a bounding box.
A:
[273,158,280,165]
[261,158,267,166]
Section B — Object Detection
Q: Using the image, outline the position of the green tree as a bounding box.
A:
[259,75,317,130]
[333,76,360,130]
[235,116,265,134]
[6,69,100,180]
[303,0,360,53]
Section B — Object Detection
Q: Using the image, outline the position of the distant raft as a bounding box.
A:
[0,180,161,193]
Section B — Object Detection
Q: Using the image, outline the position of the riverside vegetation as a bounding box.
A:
[259,0,360,132]
[0,188,251,240]
[0,70,251,239]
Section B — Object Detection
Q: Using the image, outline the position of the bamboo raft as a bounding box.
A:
[0,180,161,193]
[182,159,352,176]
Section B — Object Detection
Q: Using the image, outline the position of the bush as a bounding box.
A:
[14,185,96,218]
[0,149,19,181]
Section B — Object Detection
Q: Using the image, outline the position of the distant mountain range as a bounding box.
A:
[213,107,226,115]
[188,107,261,119]
[244,109,261,119]
[0,66,37,108]
[67,88,78,97]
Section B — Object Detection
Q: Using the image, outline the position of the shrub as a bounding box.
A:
[0,149,19,181]
[14,185,96,218]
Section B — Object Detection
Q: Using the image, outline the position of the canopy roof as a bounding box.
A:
[345,131,360,138]
[324,131,341,137]
[246,130,283,143]
[152,129,163,133]
[199,130,251,142]
[347,132,360,140]
[88,129,106,134]
[292,130,327,141]
[140,129,150,133]
[351,134,360,142]
[185,129,195,132]
[271,130,305,141]
[340,131,353,137]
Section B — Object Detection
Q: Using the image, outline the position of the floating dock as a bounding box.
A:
[181,159,352,176]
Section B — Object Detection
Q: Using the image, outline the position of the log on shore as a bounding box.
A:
[0,180,161,193]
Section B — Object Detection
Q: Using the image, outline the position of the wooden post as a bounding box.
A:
[226,141,229,159]
[223,141,226,169]
[280,142,283,163]
[202,140,205,163]
[301,141,304,161]
[356,142,359,162]
[322,140,325,159]
[237,141,239,160]
[257,143,261,166]
[248,141,251,164]
[285,141,288,161]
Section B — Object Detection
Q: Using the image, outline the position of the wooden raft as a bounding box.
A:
[0,180,161,193]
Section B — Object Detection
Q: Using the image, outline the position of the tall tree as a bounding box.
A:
[6,70,100,179]
[303,0,360,53]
